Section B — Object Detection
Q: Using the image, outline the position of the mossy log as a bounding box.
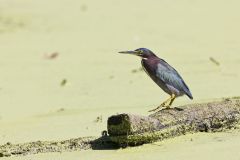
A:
[107,97,240,146]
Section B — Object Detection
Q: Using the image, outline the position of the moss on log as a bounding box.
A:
[0,136,118,157]
[107,97,240,146]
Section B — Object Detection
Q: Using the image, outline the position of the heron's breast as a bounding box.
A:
[141,59,169,90]
[141,59,158,78]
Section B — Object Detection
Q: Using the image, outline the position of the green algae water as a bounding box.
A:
[0,0,239,159]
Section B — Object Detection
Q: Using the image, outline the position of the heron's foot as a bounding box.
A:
[148,94,176,112]
[148,102,167,112]
[148,101,174,112]
[164,105,171,109]
[148,106,162,112]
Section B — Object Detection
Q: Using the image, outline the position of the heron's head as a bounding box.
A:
[119,48,156,59]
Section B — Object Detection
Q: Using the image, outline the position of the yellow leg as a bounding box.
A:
[166,94,176,109]
[148,94,176,112]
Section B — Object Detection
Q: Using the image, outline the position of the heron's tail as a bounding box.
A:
[185,89,193,100]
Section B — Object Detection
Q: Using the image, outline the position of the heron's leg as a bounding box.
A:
[148,96,172,112]
[166,94,176,109]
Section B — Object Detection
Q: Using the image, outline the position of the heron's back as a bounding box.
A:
[142,58,193,99]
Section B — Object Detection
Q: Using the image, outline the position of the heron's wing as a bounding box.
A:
[156,59,193,99]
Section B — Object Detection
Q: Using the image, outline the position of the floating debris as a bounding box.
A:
[5,142,11,146]
[209,57,220,66]
[131,67,143,73]
[44,52,59,60]
[109,75,114,79]
[0,14,27,33]
[60,79,67,86]
[80,4,88,12]
[56,108,65,112]
[94,115,102,123]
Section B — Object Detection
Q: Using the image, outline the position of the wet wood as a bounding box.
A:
[107,97,240,146]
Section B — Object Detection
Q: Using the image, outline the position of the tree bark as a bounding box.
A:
[107,97,240,146]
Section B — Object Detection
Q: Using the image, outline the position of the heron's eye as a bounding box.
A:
[139,50,143,54]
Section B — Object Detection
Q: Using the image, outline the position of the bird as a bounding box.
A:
[119,48,193,112]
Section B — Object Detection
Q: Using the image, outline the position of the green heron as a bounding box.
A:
[119,48,193,112]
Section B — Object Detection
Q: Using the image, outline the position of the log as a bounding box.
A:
[107,97,240,146]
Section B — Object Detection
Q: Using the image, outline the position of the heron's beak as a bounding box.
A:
[118,50,138,55]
